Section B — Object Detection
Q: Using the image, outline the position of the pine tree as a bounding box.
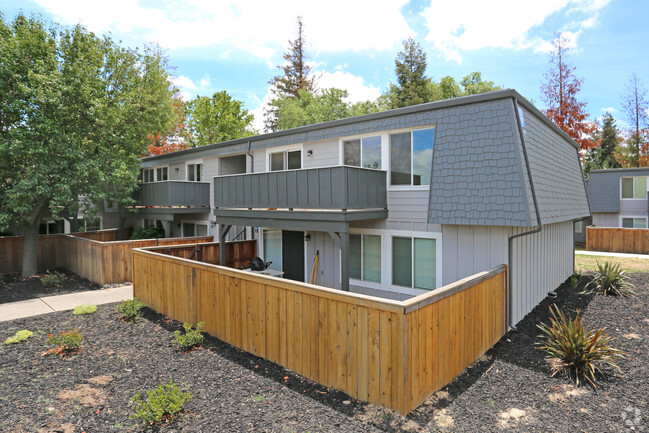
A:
[621,73,648,166]
[583,113,622,174]
[265,16,316,131]
[386,38,433,109]
[540,33,595,152]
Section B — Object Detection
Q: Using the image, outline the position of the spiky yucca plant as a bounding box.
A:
[583,261,636,296]
[537,304,625,386]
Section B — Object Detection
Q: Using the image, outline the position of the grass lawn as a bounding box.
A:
[575,253,649,273]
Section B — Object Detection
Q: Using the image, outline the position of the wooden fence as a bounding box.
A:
[586,226,649,254]
[0,230,218,285]
[132,248,508,414]
[147,241,256,269]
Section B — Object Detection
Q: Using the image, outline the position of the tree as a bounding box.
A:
[386,38,433,109]
[185,91,255,147]
[621,73,649,166]
[540,33,596,152]
[428,73,501,101]
[459,72,501,95]
[147,96,189,156]
[0,14,177,277]
[265,16,316,131]
[582,113,622,174]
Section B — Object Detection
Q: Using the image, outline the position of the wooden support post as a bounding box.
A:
[219,224,232,266]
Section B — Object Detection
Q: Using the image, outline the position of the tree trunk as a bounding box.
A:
[21,223,39,278]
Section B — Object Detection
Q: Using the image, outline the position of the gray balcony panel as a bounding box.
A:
[136,181,210,208]
[214,166,387,211]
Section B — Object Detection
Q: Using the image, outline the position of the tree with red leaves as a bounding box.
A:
[540,33,596,152]
[147,96,189,156]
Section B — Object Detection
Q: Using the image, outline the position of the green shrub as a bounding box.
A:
[117,298,146,321]
[131,380,191,426]
[40,270,66,288]
[174,322,204,351]
[537,304,625,386]
[73,304,97,315]
[570,271,582,287]
[45,329,84,356]
[583,261,636,296]
[130,226,165,240]
[5,330,33,345]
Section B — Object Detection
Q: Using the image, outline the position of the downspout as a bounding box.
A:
[507,99,544,329]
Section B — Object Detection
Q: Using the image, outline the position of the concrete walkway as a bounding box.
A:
[575,250,649,260]
[0,285,133,322]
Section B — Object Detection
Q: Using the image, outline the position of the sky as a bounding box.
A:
[2,0,648,132]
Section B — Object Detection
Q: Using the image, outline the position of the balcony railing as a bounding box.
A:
[135,181,210,208]
[214,166,387,211]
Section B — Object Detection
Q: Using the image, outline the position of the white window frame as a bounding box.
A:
[348,228,442,297]
[620,215,648,229]
[387,125,436,191]
[155,165,169,182]
[181,220,209,237]
[620,176,648,200]
[186,159,204,182]
[217,153,247,176]
[574,220,583,233]
[265,144,303,172]
[339,135,383,170]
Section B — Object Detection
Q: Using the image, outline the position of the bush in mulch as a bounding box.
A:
[173,322,204,351]
[131,380,192,428]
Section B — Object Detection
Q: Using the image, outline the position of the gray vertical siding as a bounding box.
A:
[202,156,219,209]
[441,225,509,285]
[253,150,266,173]
[305,231,340,290]
[303,139,339,168]
[509,221,573,326]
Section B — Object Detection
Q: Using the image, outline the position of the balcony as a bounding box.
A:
[213,166,388,232]
[135,181,210,209]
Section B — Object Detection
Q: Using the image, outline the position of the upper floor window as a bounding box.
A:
[621,176,647,199]
[156,167,168,181]
[142,167,168,183]
[270,150,301,171]
[343,136,381,169]
[390,128,435,186]
[187,163,202,182]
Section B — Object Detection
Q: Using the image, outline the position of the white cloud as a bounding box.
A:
[199,75,211,87]
[170,75,197,91]
[317,70,381,103]
[34,0,413,62]
[420,0,611,62]
[600,107,616,113]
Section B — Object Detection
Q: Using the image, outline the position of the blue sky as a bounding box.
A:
[2,0,647,131]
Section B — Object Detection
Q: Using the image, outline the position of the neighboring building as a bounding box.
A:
[102,89,590,326]
[585,168,649,232]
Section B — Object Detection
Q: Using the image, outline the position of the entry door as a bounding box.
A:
[282,230,305,282]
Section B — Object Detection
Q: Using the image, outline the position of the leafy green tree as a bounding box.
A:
[386,38,433,109]
[459,72,501,95]
[0,14,176,277]
[583,113,622,174]
[185,91,255,146]
[265,16,316,131]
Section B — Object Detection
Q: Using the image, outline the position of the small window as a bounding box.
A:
[621,177,647,199]
[188,163,203,181]
[390,128,435,186]
[156,167,168,181]
[182,222,208,237]
[574,220,583,233]
[392,236,436,290]
[343,136,381,169]
[350,234,381,283]
[269,150,301,171]
[142,169,155,183]
[622,217,647,228]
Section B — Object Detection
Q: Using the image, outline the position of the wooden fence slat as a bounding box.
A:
[586,226,649,254]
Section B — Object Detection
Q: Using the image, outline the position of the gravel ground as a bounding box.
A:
[0,272,647,432]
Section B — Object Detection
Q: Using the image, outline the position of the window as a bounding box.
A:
[622,217,647,228]
[269,150,301,171]
[187,163,202,181]
[263,230,282,272]
[156,167,168,181]
[621,177,647,199]
[390,128,435,186]
[142,169,154,183]
[343,136,381,169]
[350,234,381,283]
[392,236,436,290]
[182,222,207,237]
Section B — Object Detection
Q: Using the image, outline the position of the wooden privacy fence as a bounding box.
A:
[0,229,214,285]
[586,226,649,254]
[149,241,256,269]
[133,248,508,414]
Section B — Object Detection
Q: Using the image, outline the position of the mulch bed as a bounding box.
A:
[0,272,647,432]
[0,270,101,304]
